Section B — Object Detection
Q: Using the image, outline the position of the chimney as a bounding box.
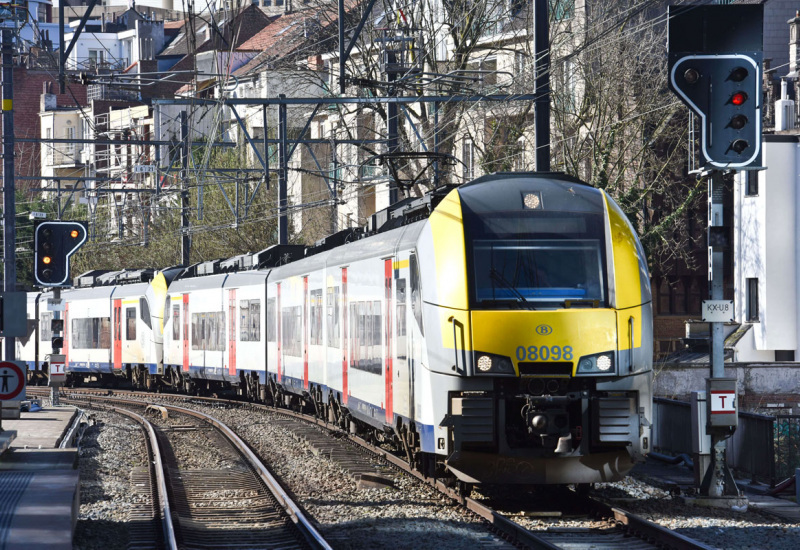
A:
[776,79,796,131]
[41,82,57,111]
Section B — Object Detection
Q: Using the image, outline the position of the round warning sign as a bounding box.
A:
[0,361,25,400]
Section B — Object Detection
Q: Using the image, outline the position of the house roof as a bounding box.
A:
[157,5,273,59]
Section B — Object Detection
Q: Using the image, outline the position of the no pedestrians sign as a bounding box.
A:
[0,361,25,401]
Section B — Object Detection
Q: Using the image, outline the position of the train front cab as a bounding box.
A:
[421,173,653,485]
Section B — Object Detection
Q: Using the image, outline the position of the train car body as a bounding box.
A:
[25,172,653,486]
[21,270,168,386]
[162,271,268,388]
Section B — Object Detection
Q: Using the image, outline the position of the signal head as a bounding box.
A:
[731,139,750,154]
[729,114,748,130]
[683,67,700,85]
[730,91,748,106]
[729,66,749,82]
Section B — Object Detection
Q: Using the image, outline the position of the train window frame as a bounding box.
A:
[71,317,111,349]
[409,252,424,336]
[310,289,323,346]
[191,311,226,351]
[126,307,136,340]
[240,299,261,342]
[40,311,53,341]
[140,298,152,329]
[326,286,340,349]
[163,296,171,326]
[266,297,277,343]
[172,304,181,340]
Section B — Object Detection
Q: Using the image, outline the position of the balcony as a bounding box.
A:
[47,143,83,168]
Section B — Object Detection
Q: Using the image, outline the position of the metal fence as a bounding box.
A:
[775,415,800,480]
[653,397,779,486]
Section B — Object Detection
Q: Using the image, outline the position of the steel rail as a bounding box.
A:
[108,405,178,550]
[54,388,714,550]
[165,403,332,550]
[69,394,332,550]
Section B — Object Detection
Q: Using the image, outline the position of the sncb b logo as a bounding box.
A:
[535,325,553,336]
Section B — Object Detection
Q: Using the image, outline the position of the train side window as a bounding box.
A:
[310,289,323,345]
[140,298,152,329]
[126,307,136,340]
[163,296,171,326]
[281,306,302,356]
[410,253,424,336]
[172,305,180,340]
[326,286,340,348]
[40,311,53,341]
[396,279,407,359]
[240,300,261,342]
[267,298,276,342]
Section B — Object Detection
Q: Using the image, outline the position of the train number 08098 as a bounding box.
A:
[516,345,573,361]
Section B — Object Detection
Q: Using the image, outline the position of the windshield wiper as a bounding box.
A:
[489,268,534,309]
[564,299,600,308]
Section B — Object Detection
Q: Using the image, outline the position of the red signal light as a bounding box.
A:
[731,91,747,106]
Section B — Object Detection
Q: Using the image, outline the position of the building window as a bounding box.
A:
[745,171,758,196]
[746,278,759,322]
[462,138,474,181]
[88,49,105,69]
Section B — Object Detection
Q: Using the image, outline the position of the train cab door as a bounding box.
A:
[182,294,190,372]
[384,259,394,423]
[228,289,237,377]
[113,299,122,370]
[394,276,410,419]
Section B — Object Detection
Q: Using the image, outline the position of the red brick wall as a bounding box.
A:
[0,67,87,188]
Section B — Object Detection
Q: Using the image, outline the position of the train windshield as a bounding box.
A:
[472,236,604,308]
[458,174,609,309]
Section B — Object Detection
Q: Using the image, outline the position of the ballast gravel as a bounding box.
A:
[72,398,800,550]
[73,410,148,550]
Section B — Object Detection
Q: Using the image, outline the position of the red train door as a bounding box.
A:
[182,294,190,372]
[228,289,237,376]
[341,268,348,405]
[384,259,393,422]
[113,299,122,370]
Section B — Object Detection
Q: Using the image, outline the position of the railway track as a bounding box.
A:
[51,390,330,550]
[42,387,715,549]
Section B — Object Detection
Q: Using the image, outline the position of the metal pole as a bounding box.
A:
[709,171,725,378]
[3,29,16,364]
[278,100,288,245]
[533,0,551,172]
[180,111,190,265]
[698,170,741,500]
[338,0,345,94]
[387,52,399,204]
[58,2,65,93]
[268,105,269,189]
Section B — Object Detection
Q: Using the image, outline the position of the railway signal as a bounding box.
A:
[669,54,761,169]
[34,221,88,287]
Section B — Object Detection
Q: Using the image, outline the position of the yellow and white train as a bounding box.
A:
[21,172,653,485]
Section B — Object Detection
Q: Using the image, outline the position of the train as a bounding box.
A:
[18,172,653,485]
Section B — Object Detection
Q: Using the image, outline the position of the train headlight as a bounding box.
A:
[576,351,616,375]
[473,352,515,375]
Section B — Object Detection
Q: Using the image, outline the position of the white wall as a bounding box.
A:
[734,136,799,357]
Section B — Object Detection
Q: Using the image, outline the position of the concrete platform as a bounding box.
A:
[0,407,82,550]
[1,407,79,449]
[632,456,800,522]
